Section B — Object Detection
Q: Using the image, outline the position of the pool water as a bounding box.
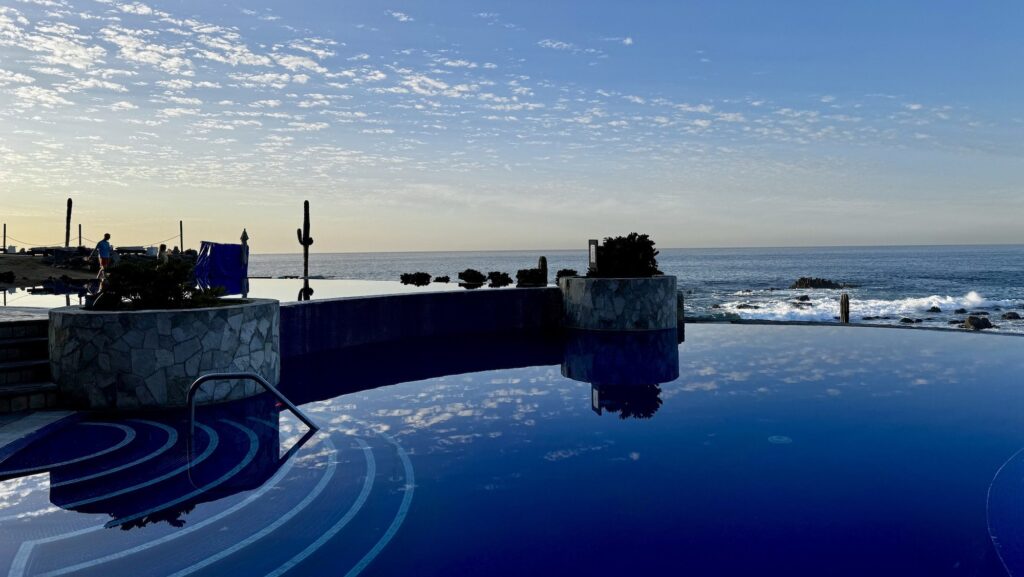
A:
[2,324,1024,576]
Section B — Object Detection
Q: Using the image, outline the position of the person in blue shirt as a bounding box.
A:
[91,233,113,278]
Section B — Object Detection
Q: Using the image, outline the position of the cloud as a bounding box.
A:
[386,10,413,22]
[0,69,35,86]
[538,39,573,51]
[11,85,72,108]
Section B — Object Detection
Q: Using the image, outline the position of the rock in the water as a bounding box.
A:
[796,295,811,302]
[954,308,967,314]
[1001,311,1021,320]
[970,311,989,316]
[963,316,994,330]
[948,320,962,325]
[711,304,721,309]
[927,306,941,313]
[736,303,760,310]
[899,317,916,324]
[789,277,846,289]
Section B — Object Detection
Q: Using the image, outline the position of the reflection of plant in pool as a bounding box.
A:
[399,272,432,286]
[90,259,224,311]
[434,275,450,283]
[487,271,513,288]
[119,504,196,530]
[588,233,661,278]
[556,268,578,280]
[458,268,486,288]
[595,384,663,419]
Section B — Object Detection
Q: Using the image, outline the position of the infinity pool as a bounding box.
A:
[1,324,1023,576]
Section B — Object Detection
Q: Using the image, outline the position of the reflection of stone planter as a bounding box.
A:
[49,299,279,410]
[561,329,679,386]
[559,276,677,331]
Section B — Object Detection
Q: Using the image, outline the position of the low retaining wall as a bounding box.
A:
[280,288,563,359]
[50,299,279,409]
[559,276,678,331]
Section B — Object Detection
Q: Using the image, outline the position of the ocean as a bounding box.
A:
[250,244,1024,334]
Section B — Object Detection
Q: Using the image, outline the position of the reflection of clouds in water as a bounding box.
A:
[0,474,50,517]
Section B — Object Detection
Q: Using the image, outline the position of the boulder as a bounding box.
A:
[736,303,760,310]
[796,295,811,302]
[970,311,989,316]
[789,277,846,289]
[899,317,916,324]
[962,316,994,330]
[927,306,941,313]
[1001,311,1021,320]
[954,308,967,314]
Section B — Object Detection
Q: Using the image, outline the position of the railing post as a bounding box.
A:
[840,292,850,324]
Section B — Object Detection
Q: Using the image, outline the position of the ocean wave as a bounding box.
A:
[718,291,1024,324]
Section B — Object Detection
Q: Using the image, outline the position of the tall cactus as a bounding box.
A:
[296,200,313,279]
[296,200,314,301]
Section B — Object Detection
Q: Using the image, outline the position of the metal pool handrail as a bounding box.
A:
[186,372,320,442]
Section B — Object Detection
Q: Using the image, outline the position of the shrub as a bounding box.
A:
[487,271,512,288]
[555,268,578,280]
[588,233,661,278]
[399,272,431,286]
[458,268,486,286]
[434,275,450,283]
[516,268,545,288]
[90,259,224,311]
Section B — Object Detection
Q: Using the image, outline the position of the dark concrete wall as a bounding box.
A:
[279,287,563,359]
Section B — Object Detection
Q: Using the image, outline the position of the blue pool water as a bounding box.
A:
[2,325,1024,576]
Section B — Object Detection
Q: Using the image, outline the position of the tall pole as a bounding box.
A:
[78,224,82,248]
[2,223,5,253]
[179,220,184,251]
[64,198,73,248]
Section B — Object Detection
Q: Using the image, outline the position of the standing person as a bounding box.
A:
[157,244,169,265]
[91,233,113,278]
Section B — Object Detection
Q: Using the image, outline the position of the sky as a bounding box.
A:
[1,0,1022,253]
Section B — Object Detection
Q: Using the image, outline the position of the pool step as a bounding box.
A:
[0,319,48,340]
[0,337,48,363]
[0,382,60,412]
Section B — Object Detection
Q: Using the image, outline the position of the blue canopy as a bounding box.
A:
[195,241,248,296]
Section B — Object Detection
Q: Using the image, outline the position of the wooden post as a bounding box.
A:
[2,223,5,253]
[840,292,850,324]
[538,256,548,285]
[64,198,73,248]
[78,224,82,248]
[179,220,184,251]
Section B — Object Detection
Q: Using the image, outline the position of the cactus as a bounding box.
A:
[296,200,313,279]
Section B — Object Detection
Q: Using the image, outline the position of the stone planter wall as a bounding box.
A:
[559,276,678,331]
[49,299,279,410]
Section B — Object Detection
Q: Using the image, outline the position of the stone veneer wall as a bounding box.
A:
[559,276,678,331]
[49,299,279,410]
[279,288,563,359]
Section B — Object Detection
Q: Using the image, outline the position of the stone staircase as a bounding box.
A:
[0,320,59,412]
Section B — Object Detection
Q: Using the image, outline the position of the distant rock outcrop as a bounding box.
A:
[789,277,850,289]
[963,316,994,330]
[927,306,941,313]
[1001,312,1021,320]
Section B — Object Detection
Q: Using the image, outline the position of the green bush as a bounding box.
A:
[588,233,661,278]
[90,259,225,311]
[487,271,512,288]
[458,268,486,286]
[399,272,432,286]
[515,268,545,288]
